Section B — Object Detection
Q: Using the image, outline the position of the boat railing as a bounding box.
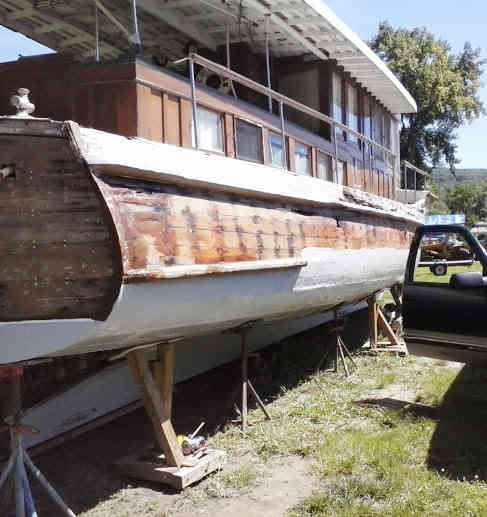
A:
[176,53,395,182]
[400,160,429,203]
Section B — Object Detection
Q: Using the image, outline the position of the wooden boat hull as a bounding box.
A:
[0,119,420,364]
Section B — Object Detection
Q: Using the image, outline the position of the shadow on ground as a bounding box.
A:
[1,309,369,516]
[427,364,487,481]
[360,362,487,481]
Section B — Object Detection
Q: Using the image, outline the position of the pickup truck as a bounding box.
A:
[403,224,487,365]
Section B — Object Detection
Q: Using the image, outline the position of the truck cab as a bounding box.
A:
[404,224,487,365]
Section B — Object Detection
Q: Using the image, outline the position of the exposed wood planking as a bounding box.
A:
[92,173,415,282]
[0,134,120,322]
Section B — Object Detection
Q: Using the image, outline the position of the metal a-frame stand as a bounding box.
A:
[315,309,358,376]
[225,321,271,432]
[0,366,76,517]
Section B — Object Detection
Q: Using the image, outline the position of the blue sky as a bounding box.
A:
[1,1,485,168]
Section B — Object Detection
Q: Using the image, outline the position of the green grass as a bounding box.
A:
[413,262,482,284]
[207,352,487,516]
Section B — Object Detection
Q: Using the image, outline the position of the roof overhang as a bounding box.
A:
[302,0,417,114]
[0,0,416,114]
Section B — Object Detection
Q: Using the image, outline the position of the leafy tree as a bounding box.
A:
[445,182,487,227]
[370,22,485,173]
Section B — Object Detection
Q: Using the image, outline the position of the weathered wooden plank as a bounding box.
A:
[126,350,183,469]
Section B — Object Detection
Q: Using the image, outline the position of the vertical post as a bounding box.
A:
[279,100,287,170]
[265,17,272,113]
[127,350,183,468]
[225,19,237,98]
[153,343,174,422]
[189,58,199,150]
[414,169,417,203]
[368,295,378,349]
[241,329,248,433]
[130,0,141,48]
[332,123,339,183]
[94,2,100,62]
[11,375,25,517]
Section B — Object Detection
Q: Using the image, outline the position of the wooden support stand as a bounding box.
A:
[118,339,225,489]
[225,321,271,432]
[366,285,407,355]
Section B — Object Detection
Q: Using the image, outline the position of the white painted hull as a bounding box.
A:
[0,247,407,364]
[20,306,362,449]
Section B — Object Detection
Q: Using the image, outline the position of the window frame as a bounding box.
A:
[191,104,225,154]
[234,117,264,164]
[293,140,312,177]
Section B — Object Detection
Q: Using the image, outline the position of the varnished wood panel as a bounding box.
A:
[136,84,163,142]
[94,174,415,283]
[0,135,121,322]
[163,93,181,146]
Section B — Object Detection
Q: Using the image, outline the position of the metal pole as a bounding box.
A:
[0,450,17,491]
[24,452,76,517]
[265,17,272,113]
[333,123,339,183]
[414,169,417,203]
[189,59,199,150]
[130,0,141,48]
[279,100,287,169]
[226,19,237,98]
[94,2,100,62]
[241,329,248,432]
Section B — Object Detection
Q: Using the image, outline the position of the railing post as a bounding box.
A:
[279,100,287,170]
[265,17,272,113]
[189,58,199,150]
[332,122,338,183]
[94,2,100,62]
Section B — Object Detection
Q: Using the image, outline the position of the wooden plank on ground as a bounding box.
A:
[117,449,226,490]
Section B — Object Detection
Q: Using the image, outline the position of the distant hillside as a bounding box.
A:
[432,168,487,187]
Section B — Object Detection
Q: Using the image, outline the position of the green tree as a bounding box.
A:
[445,182,487,227]
[370,22,485,173]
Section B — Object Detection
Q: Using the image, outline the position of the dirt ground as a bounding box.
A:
[1,322,339,517]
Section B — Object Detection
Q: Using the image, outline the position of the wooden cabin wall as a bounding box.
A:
[1,54,401,202]
[0,54,75,121]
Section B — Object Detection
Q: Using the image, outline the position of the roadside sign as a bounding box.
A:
[425,214,465,225]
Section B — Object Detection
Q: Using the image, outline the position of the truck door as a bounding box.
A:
[403,224,487,364]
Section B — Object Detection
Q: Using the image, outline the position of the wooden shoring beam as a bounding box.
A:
[368,295,378,349]
[377,307,401,348]
[127,348,183,469]
[152,343,174,422]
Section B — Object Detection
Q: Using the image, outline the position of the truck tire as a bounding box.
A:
[432,263,447,276]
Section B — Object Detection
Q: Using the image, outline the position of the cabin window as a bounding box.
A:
[336,160,346,185]
[191,106,223,153]
[347,84,359,145]
[235,119,263,163]
[294,143,311,176]
[372,103,384,160]
[332,73,345,139]
[268,132,285,167]
[317,152,334,181]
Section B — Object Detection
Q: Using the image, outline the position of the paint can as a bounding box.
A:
[181,435,206,455]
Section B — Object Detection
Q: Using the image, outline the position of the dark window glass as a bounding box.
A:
[235,119,263,163]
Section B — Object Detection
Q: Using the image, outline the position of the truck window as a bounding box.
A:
[413,231,479,284]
